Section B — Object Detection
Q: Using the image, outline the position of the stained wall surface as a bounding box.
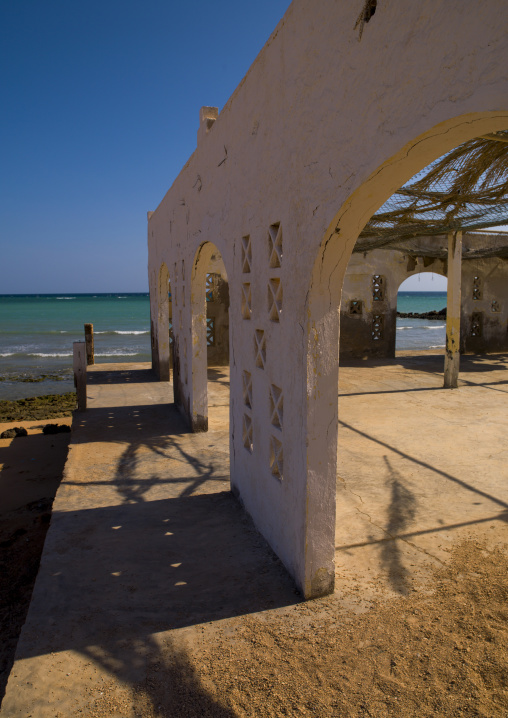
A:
[340,233,508,358]
[148,0,508,597]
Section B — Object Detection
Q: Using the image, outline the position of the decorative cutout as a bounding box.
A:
[242,235,252,273]
[243,414,253,453]
[372,314,383,340]
[181,284,185,307]
[169,321,173,345]
[472,276,482,300]
[179,310,183,331]
[254,330,266,369]
[269,435,283,480]
[241,283,252,319]
[181,259,185,281]
[471,312,483,337]
[268,223,283,268]
[268,278,283,322]
[242,370,252,408]
[372,275,385,301]
[206,317,215,346]
[491,300,501,313]
[269,384,283,430]
[174,262,178,283]
[349,300,363,315]
[206,274,214,302]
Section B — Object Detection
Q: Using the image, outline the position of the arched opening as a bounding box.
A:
[302,113,508,598]
[190,242,230,434]
[396,272,448,356]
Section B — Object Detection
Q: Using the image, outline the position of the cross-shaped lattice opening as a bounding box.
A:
[181,284,185,307]
[169,321,173,345]
[206,318,215,346]
[254,330,266,369]
[349,300,363,315]
[243,414,253,453]
[269,384,283,430]
[268,278,282,322]
[372,275,385,301]
[241,283,252,320]
[471,312,483,337]
[206,274,214,302]
[268,223,283,268]
[242,235,252,273]
[181,259,185,282]
[372,315,383,340]
[472,276,483,300]
[269,435,283,480]
[491,300,501,313]
[242,370,252,408]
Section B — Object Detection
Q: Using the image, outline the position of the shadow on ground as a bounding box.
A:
[5,378,298,716]
[87,367,158,385]
[0,431,70,703]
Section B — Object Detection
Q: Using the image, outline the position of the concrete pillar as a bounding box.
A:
[84,323,94,365]
[157,292,171,382]
[73,341,87,411]
[154,265,170,382]
[444,230,462,388]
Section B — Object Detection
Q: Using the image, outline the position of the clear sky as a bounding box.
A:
[399,273,447,292]
[1,2,503,295]
[0,0,291,293]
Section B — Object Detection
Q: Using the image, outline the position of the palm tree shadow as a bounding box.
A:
[82,633,237,717]
[379,455,418,595]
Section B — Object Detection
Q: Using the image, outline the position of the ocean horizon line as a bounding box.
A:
[0,290,446,298]
[0,292,149,298]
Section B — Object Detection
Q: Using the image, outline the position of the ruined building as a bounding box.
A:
[147,0,508,597]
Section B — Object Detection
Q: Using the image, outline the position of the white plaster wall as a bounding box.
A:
[148,0,508,597]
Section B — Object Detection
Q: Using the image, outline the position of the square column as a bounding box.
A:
[444,230,462,388]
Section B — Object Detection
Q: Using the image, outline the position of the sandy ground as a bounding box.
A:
[1,356,507,717]
[0,418,72,700]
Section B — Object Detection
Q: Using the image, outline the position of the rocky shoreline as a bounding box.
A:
[397,307,447,320]
[0,393,76,422]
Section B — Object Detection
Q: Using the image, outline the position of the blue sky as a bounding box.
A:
[1,1,492,294]
[0,0,291,293]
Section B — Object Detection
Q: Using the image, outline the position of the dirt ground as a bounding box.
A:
[1,361,507,717]
[0,418,71,701]
[89,540,508,718]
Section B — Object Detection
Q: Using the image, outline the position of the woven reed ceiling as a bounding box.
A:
[355,130,508,258]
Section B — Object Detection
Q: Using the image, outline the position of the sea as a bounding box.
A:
[0,291,447,400]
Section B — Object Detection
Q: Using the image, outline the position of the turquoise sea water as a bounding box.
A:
[0,291,447,400]
[396,291,447,352]
[0,294,151,399]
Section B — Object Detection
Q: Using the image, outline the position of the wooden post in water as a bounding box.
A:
[73,341,87,410]
[84,323,94,365]
[444,230,462,389]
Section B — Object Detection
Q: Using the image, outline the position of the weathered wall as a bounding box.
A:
[147,0,508,597]
[340,233,508,358]
[461,257,508,353]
